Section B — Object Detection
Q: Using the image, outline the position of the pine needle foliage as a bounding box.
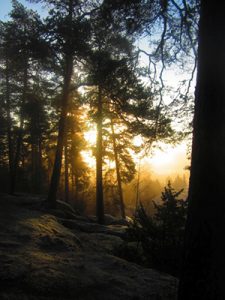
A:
[126,182,188,276]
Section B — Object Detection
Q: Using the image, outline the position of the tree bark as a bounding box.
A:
[38,137,43,193]
[31,140,36,192]
[110,119,126,219]
[47,0,74,208]
[47,54,73,207]
[64,133,69,203]
[135,160,141,210]
[5,58,14,194]
[74,173,80,203]
[10,61,28,194]
[96,85,104,224]
[178,1,225,299]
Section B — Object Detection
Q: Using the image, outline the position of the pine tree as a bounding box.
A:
[128,182,187,275]
[0,1,48,194]
[154,182,187,247]
[40,0,92,207]
[85,8,137,223]
[62,94,90,206]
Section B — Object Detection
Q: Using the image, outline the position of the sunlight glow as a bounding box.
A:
[81,150,96,168]
[84,128,96,146]
[82,120,189,180]
[145,142,189,176]
[133,135,144,147]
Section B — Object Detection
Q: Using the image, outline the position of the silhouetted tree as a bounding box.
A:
[178,1,225,299]
[62,95,90,206]
[40,0,92,207]
[0,1,47,194]
[86,8,137,223]
[126,182,187,275]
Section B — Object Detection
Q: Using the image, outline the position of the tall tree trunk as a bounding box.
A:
[178,1,225,299]
[135,160,141,210]
[110,119,126,219]
[10,62,28,194]
[71,159,77,202]
[74,173,79,203]
[96,85,104,224]
[31,140,36,192]
[5,58,14,194]
[47,0,73,208]
[47,54,73,207]
[31,139,41,194]
[64,133,69,203]
[38,137,43,193]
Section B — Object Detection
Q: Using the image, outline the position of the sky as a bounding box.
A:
[0,0,12,20]
[0,0,191,184]
[0,0,46,20]
[83,127,190,184]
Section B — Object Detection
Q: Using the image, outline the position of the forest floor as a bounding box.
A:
[0,193,177,300]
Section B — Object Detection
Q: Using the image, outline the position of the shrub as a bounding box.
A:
[126,182,188,276]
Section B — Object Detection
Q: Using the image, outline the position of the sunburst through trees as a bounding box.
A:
[0,0,183,222]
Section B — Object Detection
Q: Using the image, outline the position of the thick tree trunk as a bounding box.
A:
[178,1,225,299]
[47,54,73,207]
[111,119,126,219]
[96,86,104,224]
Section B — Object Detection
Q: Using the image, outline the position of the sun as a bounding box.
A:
[81,121,189,178]
[150,148,174,167]
[145,142,189,175]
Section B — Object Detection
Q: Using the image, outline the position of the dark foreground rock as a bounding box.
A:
[0,194,177,300]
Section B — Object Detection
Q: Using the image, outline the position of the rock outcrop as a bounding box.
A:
[0,194,178,300]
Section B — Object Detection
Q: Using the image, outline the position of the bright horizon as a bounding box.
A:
[82,126,190,187]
